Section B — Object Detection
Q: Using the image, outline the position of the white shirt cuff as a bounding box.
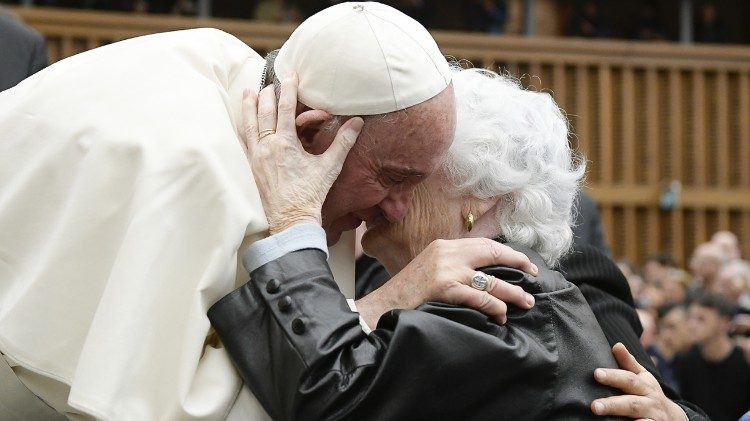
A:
[346,299,372,335]
[242,223,329,273]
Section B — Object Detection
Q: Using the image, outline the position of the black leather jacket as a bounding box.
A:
[208,244,627,420]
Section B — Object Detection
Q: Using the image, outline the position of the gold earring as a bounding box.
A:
[464,212,474,232]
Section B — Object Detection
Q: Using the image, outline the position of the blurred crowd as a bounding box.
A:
[618,231,750,420]
[0,0,741,44]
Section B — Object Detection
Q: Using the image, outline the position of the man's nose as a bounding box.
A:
[379,189,410,222]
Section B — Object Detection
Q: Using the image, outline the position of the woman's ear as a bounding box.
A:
[462,197,502,236]
[296,109,333,154]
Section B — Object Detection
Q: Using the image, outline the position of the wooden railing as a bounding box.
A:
[8,6,750,266]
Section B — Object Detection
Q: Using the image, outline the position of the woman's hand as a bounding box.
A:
[356,238,539,327]
[240,74,363,234]
[591,343,687,421]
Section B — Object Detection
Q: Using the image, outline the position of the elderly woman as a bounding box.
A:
[210,68,704,420]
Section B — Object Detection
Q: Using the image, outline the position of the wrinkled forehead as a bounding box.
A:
[359,106,454,171]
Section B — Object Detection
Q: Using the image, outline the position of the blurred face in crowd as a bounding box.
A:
[711,230,741,261]
[660,268,688,304]
[644,260,669,284]
[639,283,666,310]
[687,303,731,345]
[658,307,691,355]
[712,265,749,306]
[689,243,725,287]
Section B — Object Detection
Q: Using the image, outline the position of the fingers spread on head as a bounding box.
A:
[257,85,278,133]
[323,117,363,170]
[591,396,652,418]
[485,275,534,309]
[242,89,259,150]
[277,73,299,134]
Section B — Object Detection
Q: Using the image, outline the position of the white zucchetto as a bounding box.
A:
[274,1,452,115]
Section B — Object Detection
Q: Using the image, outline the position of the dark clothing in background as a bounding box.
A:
[557,246,707,420]
[209,243,627,420]
[572,191,611,257]
[674,345,750,421]
[0,11,47,91]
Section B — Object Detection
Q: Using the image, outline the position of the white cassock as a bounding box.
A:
[0,28,354,420]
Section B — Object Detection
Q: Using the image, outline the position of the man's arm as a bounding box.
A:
[209,248,552,421]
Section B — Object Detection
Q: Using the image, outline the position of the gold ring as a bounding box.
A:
[258,129,275,140]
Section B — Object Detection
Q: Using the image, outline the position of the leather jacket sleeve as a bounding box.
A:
[208,248,624,421]
[559,246,709,421]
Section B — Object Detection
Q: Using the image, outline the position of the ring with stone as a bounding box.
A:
[471,271,489,291]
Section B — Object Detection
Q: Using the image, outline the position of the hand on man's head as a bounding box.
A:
[240,73,363,235]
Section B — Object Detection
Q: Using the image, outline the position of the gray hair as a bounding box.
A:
[443,68,586,267]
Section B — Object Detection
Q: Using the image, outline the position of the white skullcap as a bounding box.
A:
[274,2,451,116]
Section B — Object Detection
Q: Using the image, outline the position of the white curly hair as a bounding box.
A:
[443,67,586,267]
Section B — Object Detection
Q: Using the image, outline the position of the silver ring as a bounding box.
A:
[471,271,489,291]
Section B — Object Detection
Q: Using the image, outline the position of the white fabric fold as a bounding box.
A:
[0,28,273,420]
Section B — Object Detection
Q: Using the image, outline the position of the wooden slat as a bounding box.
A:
[692,71,707,187]
[716,71,730,187]
[669,69,683,183]
[740,73,750,188]
[598,65,613,184]
[552,63,566,109]
[718,209,730,230]
[672,210,685,265]
[621,66,636,184]
[645,68,659,184]
[575,65,590,158]
[61,36,75,59]
[86,37,99,50]
[586,185,750,209]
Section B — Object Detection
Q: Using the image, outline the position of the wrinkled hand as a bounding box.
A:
[240,74,364,234]
[356,238,539,327]
[591,343,687,421]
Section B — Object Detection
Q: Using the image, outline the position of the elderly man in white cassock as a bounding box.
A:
[0,2,537,420]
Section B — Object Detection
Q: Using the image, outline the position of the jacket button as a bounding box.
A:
[265,278,280,294]
[278,296,293,312]
[291,318,305,334]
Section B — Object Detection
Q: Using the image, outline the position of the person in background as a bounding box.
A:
[674,292,750,421]
[643,252,678,284]
[633,0,666,41]
[689,242,727,293]
[0,9,47,92]
[712,230,742,261]
[569,0,611,38]
[695,1,726,43]
[466,0,507,34]
[660,267,689,305]
[647,303,691,393]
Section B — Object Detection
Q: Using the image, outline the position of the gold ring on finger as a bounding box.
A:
[258,129,276,140]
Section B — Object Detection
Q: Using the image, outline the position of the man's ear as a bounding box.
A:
[296,109,333,155]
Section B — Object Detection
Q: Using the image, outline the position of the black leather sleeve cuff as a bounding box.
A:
[208,248,369,420]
